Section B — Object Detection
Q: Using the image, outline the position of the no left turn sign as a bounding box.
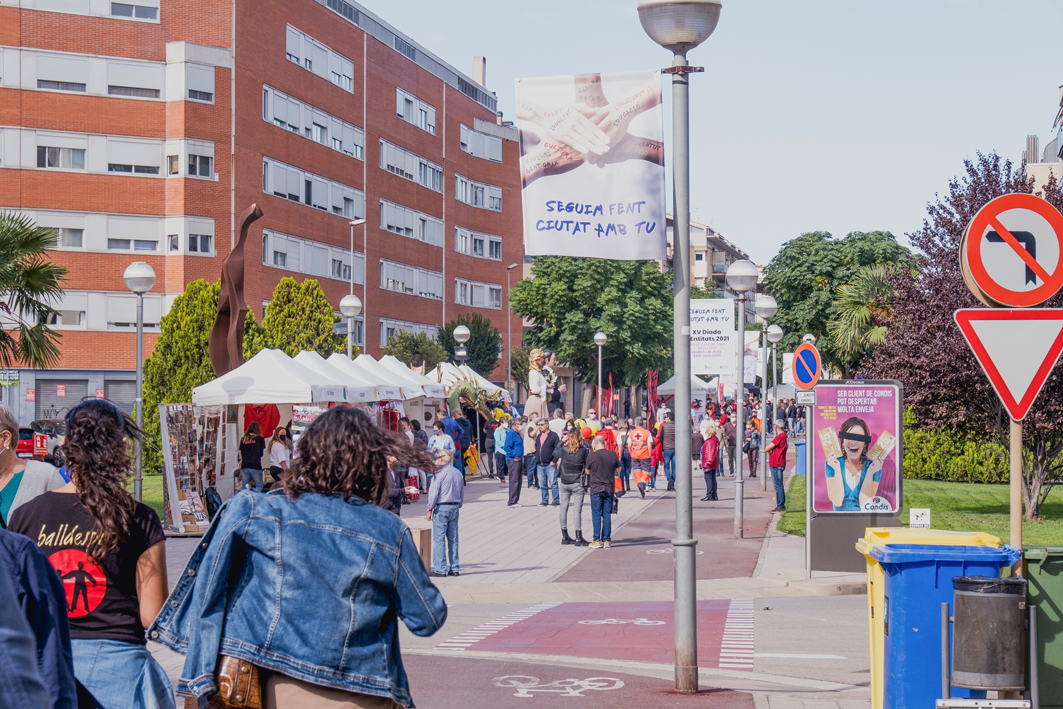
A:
[961,193,1063,307]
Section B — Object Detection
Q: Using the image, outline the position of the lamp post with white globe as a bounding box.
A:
[339,294,362,359]
[124,261,155,502]
[755,295,778,491]
[453,325,471,366]
[725,260,758,539]
[637,0,721,693]
[594,332,607,418]
[766,324,784,421]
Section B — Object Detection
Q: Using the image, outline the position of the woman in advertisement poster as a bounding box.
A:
[525,349,550,420]
[824,417,884,511]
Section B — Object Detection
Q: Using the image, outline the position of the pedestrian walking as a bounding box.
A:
[722,417,737,477]
[151,405,445,708]
[549,408,566,435]
[238,421,266,492]
[522,415,538,488]
[657,412,676,491]
[764,418,789,512]
[617,420,632,491]
[533,418,561,505]
[700,420,720,501]
[427,449,464,576]
[691,424,704,474]
[0,404,65,525]
[381,457,405,516]
[503,418,525,507]
[745,419,760,478]
[585,436,620,548]
[628,417,653,498]
[9,399,174,709]
[554,429,589,547]
[492,418,508,484]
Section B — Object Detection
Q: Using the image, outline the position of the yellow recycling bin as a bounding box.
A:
[855,527,1001,709]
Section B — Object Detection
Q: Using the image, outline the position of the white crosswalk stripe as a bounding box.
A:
[432,602,562,651]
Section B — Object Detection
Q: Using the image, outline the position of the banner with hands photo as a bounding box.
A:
[516,70,666,260]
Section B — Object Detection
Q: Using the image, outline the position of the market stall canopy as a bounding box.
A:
[657,373,712,397]
[352,354,425,400]
[431,362,510,402]
[764,383,797,401]
[378,355,446,398]
[706,376,737,399]
[192,349,348,405]
[326,354,403,400]
[292,351,378,402]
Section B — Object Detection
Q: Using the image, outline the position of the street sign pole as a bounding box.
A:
[760,331,768,492]
[1010,417,1022,568]
[806,401,813,579]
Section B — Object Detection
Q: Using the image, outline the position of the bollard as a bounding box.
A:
[941,602,951,701]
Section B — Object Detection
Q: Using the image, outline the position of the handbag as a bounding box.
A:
[579,470,590,488]
[183,656,263,709]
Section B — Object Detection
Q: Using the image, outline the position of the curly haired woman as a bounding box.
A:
[9,399,173,709]
[151,406,447,709]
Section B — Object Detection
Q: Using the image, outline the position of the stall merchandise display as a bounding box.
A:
[160,403,226,534]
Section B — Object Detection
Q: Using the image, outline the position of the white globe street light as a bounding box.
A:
[638,1,723,693]
[123,261,155,503]
[755,294,778,320]
[724,259,757,542]
[766,324,785,420]
[594,332,607,418]
[453,325,471,366]
[803,333,817,345]
[725,259,758,293]
[340,294,362,359]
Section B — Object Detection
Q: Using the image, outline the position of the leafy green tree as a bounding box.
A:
[0,212,67,368]
[263,277,343,357]
[510,257,672,385]
[690,284,722,301]
[509,345,530,393]
[142,280,266,476]
[827,263,902,361]
[382,330,447,370]
[763,230,909,376]
[439,313,502,376]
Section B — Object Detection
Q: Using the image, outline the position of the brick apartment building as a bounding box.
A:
[0,0,521,424]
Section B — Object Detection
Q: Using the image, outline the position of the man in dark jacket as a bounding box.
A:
[722,418,737,477]
[533,418,561,506]
[503,419,525,507]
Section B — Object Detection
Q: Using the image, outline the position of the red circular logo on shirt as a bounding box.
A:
[49,549,106,618]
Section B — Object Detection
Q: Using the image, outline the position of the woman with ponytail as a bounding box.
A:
[9,399,173,709]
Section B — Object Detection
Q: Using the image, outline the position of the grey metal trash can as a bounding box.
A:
[951,575,1027,691]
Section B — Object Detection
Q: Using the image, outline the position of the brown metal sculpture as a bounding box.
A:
[209,203,263,376]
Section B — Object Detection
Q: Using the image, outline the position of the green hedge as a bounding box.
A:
[902,409,1009,484]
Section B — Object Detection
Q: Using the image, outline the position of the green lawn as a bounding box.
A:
[125,475,166,520]
[777,475,1063,546]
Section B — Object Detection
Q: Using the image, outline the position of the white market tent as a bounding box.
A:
[293,351,378,402]
[431,362,510,402]
[764,383,797,400]
[657,373,713,397]
[192,349,349,405]
[354,354,425,400]
[378,355,446,398]
[327,354,403,400]
[706,376,737,399]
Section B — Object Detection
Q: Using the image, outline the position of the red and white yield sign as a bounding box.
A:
[961,193,1063,307]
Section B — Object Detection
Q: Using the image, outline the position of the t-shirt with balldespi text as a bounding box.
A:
[8,491,165,645]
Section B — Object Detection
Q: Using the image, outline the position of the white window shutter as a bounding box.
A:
[286,26,302,60]
[286,167,301,198]
[187,64,214,94]
[107,60,164,91]
[311,179,326,209]
[487,136,503,162]
[37,54,88,83]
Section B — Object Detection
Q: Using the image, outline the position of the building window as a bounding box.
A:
[454,278,502,309]
[396,88,436,135]
[188,155,212,178]
[695,253,704,261]
[108,163,160,175]
[108,85,160,99]
[57,228,83,248]
[489,287,502,309]
[489,194,502,211]
[456,174,502,211]
[331,259,344,279]
[189,89,213,102]
[472,236,484,257]
[312,123,327,145]
[111,3,158,19]
[107,238,157,251]
[274,250,286,267]
[188,234,212,254]
[37,147,85,170]
[37,80,86,92]
[166,155,179,175]
[459,124,503,162]
[169,234,179,252]
[489,239,502,260]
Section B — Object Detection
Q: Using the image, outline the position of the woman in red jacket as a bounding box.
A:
[700,420,720,502]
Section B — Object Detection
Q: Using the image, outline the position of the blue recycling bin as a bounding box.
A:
[869,544,1022,709]
[794,440,806,475]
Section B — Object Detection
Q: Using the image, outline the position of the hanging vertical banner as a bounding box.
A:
[516,70,666,260]
[690,299,734,375]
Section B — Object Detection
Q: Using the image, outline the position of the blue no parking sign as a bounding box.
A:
[792,343,821,390]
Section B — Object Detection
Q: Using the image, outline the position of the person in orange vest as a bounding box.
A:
[627,417,653,498]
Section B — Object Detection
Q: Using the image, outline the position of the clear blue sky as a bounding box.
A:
[370,0,1063,265]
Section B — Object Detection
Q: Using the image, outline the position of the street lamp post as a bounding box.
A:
[453,325,471,366]
[766,324,784,429]
[340,294,362,359]
[594,332,607,419]
[506,263,520,402]
[637,0,721,694]
[349,218,365,347]
[755,295,778,492]
[124,262,156,503]
[726,261,758,539]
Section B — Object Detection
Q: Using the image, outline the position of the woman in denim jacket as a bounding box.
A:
[151,407,446,709]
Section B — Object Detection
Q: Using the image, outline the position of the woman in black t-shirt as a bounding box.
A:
[9,399,173,709]
[239,422,266,492]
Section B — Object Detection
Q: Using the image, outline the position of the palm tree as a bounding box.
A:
[0,212,68,369]
[827,263,896,361]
